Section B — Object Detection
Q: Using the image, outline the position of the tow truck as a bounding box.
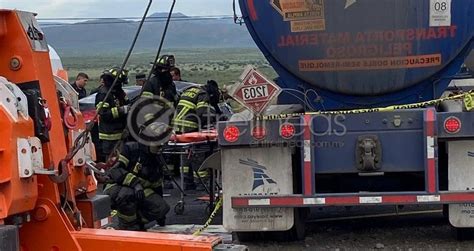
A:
[0,9,241,250]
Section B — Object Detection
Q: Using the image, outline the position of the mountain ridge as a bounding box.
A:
[41,12,256,55]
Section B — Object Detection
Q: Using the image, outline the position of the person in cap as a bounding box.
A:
[135,73,147,86]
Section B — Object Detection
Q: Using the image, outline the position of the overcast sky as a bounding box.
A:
[0,0,237,18]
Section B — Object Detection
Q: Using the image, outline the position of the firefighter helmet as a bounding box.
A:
[153,55,175,70]
[101,67,129,85]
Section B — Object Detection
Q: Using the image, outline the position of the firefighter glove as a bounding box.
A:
[134,183,145,201]
[119,105,130,115]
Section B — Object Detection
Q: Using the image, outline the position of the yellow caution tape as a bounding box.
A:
[260,91,474,120]
[192,198,223,236]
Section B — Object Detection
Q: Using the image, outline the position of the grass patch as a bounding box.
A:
[61,48,277,92]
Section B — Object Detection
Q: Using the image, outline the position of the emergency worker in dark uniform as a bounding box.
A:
[139,55,178,189]
[141,55,178,105]
[172,80,222,189]
[94,68,130,162]
[104,141,170,230]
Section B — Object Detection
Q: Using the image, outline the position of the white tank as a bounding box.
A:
[48,45,64,75]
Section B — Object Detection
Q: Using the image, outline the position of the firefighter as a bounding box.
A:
[172,80,222,190]
[140,55,178,189]
[94,67,130,162]
[104,141,170,230]
[141,54,178,105]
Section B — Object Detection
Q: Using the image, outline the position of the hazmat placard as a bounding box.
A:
[272,0,326,31]
[430,0,452,27]
[231,66,281,115]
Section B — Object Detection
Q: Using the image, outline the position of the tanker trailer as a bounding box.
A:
[218,0,474,241]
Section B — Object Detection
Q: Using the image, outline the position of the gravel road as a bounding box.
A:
[244,206,474,250]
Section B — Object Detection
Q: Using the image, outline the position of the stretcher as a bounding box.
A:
[160,130,220,215]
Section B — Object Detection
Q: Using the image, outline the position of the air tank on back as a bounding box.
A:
[239,0,474,110]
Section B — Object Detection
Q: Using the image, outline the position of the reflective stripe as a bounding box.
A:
[141,91,154,98]
[123,173,136,186]
[178,100,197,109]
[133,163,142,174]
[111,107,119,119]
[103,183,116,193]
[175,107,189,120]
[152,179,163,188]
[196,101,210,109]
[167,165,175,171]
[140,217,150,224]
[140,178,162,189]
[144,188,155,198]
[118,154,129,166]
[194,170,209,178]
[172,119,198,128]
[99,132,122,140]
[96,102,110,109]
[116,211,137,222]
[180,166,190,172]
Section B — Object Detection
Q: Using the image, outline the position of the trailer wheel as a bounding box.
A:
[292,208,308,240]
[273,208,308,241]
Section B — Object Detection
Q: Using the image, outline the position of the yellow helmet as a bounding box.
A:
[101,67,129,84]
[154,55,175,70]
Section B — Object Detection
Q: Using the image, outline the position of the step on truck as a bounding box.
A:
[218,0,474,240]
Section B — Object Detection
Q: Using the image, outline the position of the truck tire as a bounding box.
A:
[273,208,308,241]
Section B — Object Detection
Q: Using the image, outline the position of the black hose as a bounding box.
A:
[106,0,177,160]
[56,0,153,180]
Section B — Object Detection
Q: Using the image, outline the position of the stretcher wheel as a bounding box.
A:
[174,201,185,215]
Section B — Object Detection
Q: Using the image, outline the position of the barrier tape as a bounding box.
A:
[260,91,474,120]
[192,198,223,236]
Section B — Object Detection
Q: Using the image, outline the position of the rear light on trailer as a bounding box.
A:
[444,116,461,134]
[280,123,295,139]
[223,125,240,142]
[251,126,266,140]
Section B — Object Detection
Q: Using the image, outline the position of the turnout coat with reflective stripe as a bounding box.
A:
[172,86,216,133]
[95,86,129,141]
[141,75,178,105]
[107,142,164,189]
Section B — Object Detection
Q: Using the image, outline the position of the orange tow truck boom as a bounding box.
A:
[0,9,226,251]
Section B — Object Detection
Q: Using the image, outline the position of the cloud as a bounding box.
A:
[0,0,237,18]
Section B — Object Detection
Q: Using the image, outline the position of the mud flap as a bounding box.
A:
[222,147,294,232]
[448,140,474,227]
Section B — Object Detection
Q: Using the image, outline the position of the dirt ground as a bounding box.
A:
[161,186,474,250]
[245,210,474,250]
